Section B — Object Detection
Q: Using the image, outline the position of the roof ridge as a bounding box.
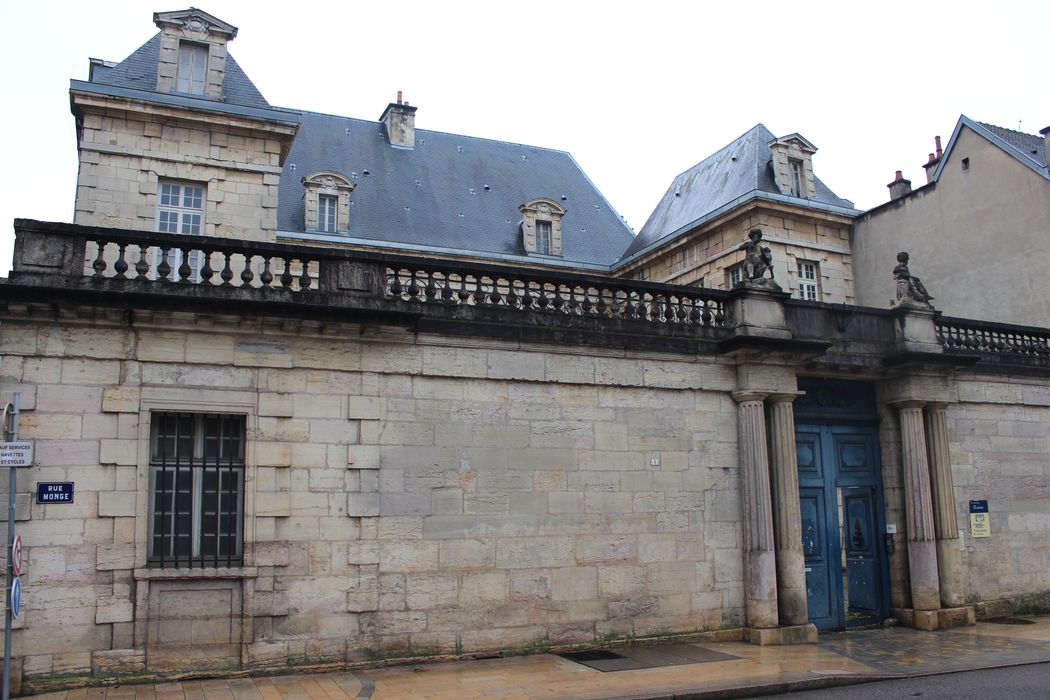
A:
[976,120,1040,138]
[287,108,574,157]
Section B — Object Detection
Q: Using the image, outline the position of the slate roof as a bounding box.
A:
[278,111,635,267]
[976,120,1047,170]
[89,33,271,109]
[622,124,857,261]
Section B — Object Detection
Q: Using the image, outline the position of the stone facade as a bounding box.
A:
[617,202,854,304]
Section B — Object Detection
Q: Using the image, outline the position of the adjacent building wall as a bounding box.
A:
[852,126,1050,326]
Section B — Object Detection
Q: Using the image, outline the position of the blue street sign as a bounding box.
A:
[10,578,20,619]
[969,500,988,513]
[36,482,74,504]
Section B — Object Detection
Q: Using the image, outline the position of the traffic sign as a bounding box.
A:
[0,442,32,468]
[10,537,21,577]
[9,578,19,619]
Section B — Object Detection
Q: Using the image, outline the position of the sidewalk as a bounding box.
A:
[25,615,1050,700]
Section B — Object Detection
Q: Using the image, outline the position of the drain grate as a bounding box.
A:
[558,644,740,672]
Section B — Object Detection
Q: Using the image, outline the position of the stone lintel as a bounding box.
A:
[745,623,819,646]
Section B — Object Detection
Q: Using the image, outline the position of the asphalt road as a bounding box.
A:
[766,662,1050,699]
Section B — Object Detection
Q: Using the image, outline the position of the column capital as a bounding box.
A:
[732,390,767,404]
[767,391,803,404]
[889,399,927,410]
[924,401,951,411]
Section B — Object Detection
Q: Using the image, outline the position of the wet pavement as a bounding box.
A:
[26,615,1050,700]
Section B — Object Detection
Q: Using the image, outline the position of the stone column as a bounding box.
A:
[925,403,964,607]
[733,391,779,629]
[767,394,808,626]
[895,401,941,611]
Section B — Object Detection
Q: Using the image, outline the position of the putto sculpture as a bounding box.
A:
[890,251,934,310]
[735,228,781,290]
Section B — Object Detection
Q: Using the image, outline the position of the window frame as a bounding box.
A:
[535,220,553,255]
[147,412,246,569]
[796,259,821,301]
[318,194,338,233]
[155,180,206,282]
[176,41,209,95]
[789,158,805,197]
[727,263,744,288]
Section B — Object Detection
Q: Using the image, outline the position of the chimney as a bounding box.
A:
[887,170,912,201]
[379,91,418,149]
[1040,126,1050,169]
[923,135,942,183]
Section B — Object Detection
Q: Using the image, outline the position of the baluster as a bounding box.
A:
[299,260,313,290]
[199,250,214,285]
[473,277,488,305]
[425,271,438,302]
[157,247,171,281]
[113,243,129,279]
[260,257,274,287]
[595,288,609,317]
[506,280,521,309]
[579,287,592,315]
[219,252,234,286]
[134,246,150,280]
[406,270,421,300]
[552,285,566,312]
[241,254,255,287]
[489,278,503,305]
[177,248,192,282]
[387,268,402,297]
[91,241,108,278]
[653,294,667,322]
[457,276,472,304]
[280,259,294,288]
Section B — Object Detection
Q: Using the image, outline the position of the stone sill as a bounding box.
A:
[134,566,258,581]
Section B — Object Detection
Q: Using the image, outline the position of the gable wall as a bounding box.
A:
[852,126,1050,325]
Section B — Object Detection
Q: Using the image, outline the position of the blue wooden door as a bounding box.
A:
[796,424,889,630]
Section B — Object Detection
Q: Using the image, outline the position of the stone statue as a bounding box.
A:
[890,251,934,310]
[736,228,781,290]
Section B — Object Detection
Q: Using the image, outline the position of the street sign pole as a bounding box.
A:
[3,393,20,700]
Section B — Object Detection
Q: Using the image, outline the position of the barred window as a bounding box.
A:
[148,413,245,568]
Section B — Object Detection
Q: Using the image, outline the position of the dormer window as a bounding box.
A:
[176,42,208,95]
[519,198,566,256]
[768,133,818,199]
[301,171,356,233]
[153,9,238,101]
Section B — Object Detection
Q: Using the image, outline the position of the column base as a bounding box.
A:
[745,623,819,646]
[892,606,976,630]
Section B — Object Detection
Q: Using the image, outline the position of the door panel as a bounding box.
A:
[795,423,888,630]
[843,487,880,623]
[800,489,836,629]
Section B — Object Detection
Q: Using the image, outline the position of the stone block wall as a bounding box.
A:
[0,312,744,682]
[620,206,854,305]
[948,376,1050,606]
[71,99,287,241]
[876,374,1050,613]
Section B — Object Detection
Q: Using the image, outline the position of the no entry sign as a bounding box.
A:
[10,535,22,576]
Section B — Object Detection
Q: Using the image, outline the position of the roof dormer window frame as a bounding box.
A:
[301,171,356,234]
[519,198,566,257]
[769,133,818,199]
[154,9,238,101]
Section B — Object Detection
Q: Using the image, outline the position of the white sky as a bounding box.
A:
[1,0,1046,274]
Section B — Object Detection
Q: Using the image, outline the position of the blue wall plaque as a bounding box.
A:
[36,482,74,503]
[969,499,988,513]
